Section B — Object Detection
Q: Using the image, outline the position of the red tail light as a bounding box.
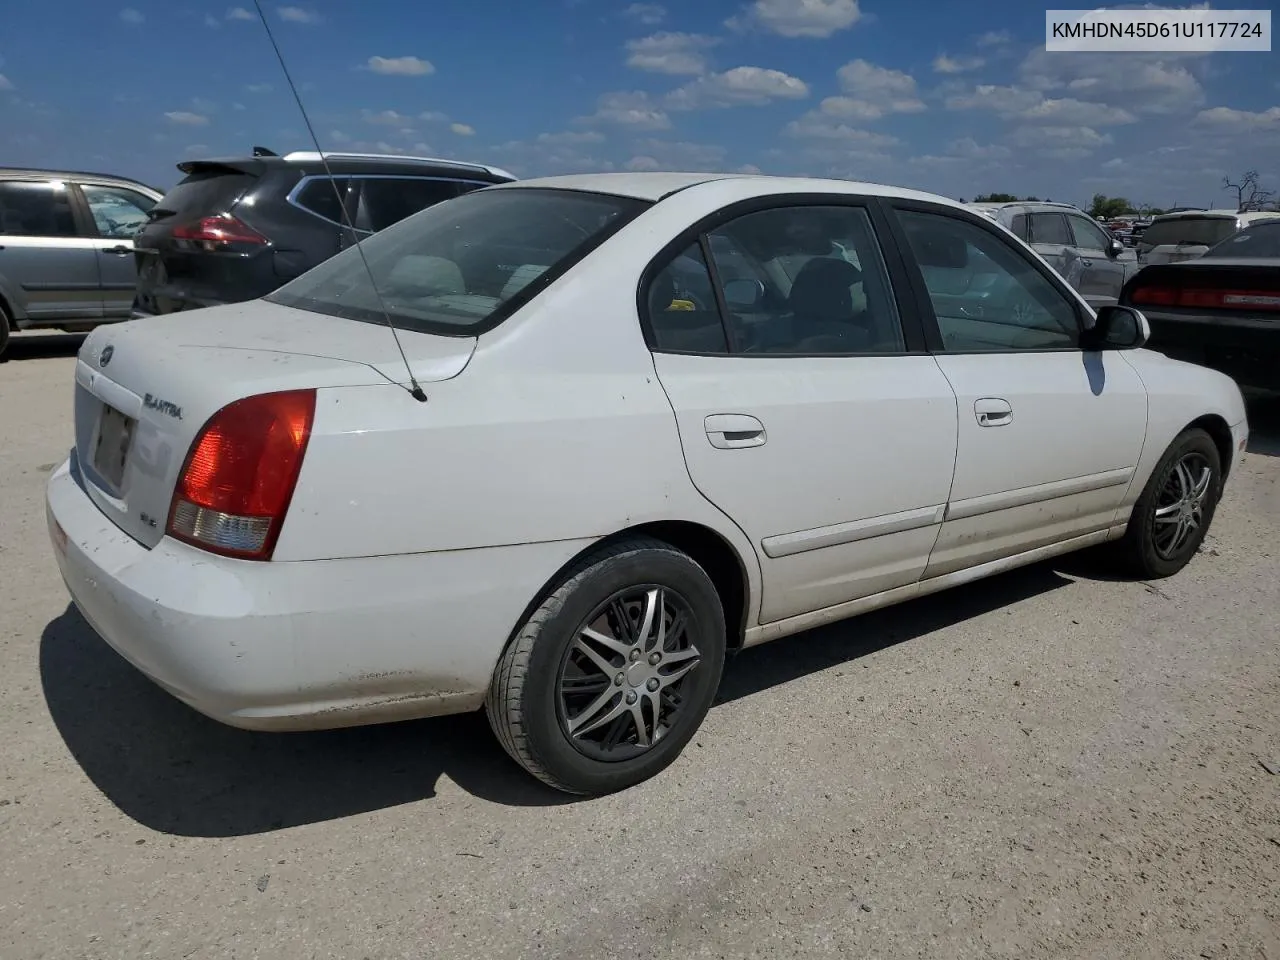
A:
[172,214,268,250]
[1132,285,1280,312]
[167,389,316,560]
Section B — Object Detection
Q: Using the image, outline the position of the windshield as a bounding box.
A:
[267,186,650,336]
[1140,216,1238,251]
[1202,220,1280,258]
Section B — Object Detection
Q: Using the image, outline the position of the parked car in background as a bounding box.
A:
[1136,209,1280,265]
[131,149,516,318]
[49,172,1247,796]
[1122,217,1280,393]
[0,167,162,358]
[965,200,1138,307]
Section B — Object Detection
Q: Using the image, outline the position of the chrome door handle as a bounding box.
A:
[705,413,766,449]
[974,398,1012,427]
[103,246,133,255]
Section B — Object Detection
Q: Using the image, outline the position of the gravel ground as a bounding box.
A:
[2,334,1277,960]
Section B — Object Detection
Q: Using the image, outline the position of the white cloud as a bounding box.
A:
[278,6,319,23]
[119,8,144,23]
[204,14,220,27]
[631,138,728,170]
[625,32,718,75]
[164,111,209,125]
[728,0,862,37]
[536,130,606,145]
[419,110,449,122]
[232,102,246,110]
[976,29,1011,46]
[945,83,1138,127]
[0,74,12,92]
[577,90,671,129]
[623,3,666,24]
[785,113,900,147]
[1019,48,1205,115]
[1191,105,1280,134]
[227,6,255,20]
[328,129,352,143]
[492,130,616,177]
[244,83,273,94]
[667,66,809,109]
[946,137,1011,160]
[825,59,925,119]
[933,54,984,74]
[366,56,435,76]
[362,108,412,125]
[1006,125,1113,154]
[450,122,475,136]
[736,163,764,174]
[626,155,662,171]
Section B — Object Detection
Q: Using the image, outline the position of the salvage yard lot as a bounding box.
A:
[2,335,1278,960]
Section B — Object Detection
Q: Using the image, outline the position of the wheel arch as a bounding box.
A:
[1185,413,1235,480]
[495,520,753,674]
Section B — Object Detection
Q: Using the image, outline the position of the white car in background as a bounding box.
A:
[47,172,1248,796]
[1138,209,1280,265]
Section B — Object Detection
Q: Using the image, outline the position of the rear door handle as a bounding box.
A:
[975,398,1012,427]
[705,414,766,449]
[103,246,133,255]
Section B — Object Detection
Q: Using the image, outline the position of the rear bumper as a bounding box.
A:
[45,453,592,731]
[1142,309,1280,390]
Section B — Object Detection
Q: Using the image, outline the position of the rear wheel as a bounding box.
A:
[485,538,726,796]
[1116,427,1222,578]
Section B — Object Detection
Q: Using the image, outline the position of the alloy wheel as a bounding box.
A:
[1151,452,1213,560]
[556,585,701,762]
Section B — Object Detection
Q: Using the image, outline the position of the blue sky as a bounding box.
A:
[1,1,1276,209]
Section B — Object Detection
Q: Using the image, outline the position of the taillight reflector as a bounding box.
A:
[1131,285,1280,311]
[172,214,267,250]
[167,389,316,560]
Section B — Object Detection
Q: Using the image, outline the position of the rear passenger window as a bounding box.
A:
[1010,214,1029,242]
[357,178,461,232]
[295,177,350,224]
[0,181,78,237]
[646,243,729,354]
[1029,213,1070,245]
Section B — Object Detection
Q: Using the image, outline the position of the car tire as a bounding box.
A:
[0,302,10,361]
[485,537,727,796]
[1115,427,1222,579]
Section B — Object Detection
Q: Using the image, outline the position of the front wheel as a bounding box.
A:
[485,538,727,795]
[1116,427,1223,578]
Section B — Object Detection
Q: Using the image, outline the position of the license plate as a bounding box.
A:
[93,405,136,491]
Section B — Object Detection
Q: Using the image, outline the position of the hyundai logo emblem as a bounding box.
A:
[99,345,114,367]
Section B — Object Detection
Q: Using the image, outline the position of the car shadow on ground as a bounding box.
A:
[0,332,86,362]
[40,562,1070,837]
[1244,395,1279,457]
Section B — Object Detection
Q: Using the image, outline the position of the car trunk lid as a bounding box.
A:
[72,300,475,549]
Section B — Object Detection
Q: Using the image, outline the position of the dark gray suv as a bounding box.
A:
[131,149,516,318]
[0,167,162,358]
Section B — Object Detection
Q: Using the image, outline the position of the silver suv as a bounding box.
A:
[0,167,163,358]
[965,200,1139,308]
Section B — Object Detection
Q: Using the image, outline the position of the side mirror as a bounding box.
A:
[1083,304,1150,350]
[1107,238,1124,259]
[722,277,764,310]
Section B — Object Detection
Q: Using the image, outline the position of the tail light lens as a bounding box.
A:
[172,214,268,251]
[167,389,316,560]
[1131,285,1280,311]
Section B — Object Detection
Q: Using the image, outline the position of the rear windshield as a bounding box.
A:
[153,169,257,218]
[266,187,650,336]
[1140,216,1238,250]
[1202,220,1280,258]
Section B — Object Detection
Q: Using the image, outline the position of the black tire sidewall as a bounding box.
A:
[521,547,726,795]
[1129,428,1222,577]
[0,305,10,359]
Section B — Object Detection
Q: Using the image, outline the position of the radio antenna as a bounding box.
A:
[251,0,427,402]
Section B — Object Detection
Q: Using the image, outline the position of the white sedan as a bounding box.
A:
[46,172,1249,795]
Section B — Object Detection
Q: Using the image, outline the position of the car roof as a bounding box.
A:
[173,151,515,183]
[1151,208,1242,221]
[0,166,162,194]
[488,171,972,208]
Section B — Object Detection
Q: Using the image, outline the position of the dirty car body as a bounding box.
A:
[47,172,1248,795]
